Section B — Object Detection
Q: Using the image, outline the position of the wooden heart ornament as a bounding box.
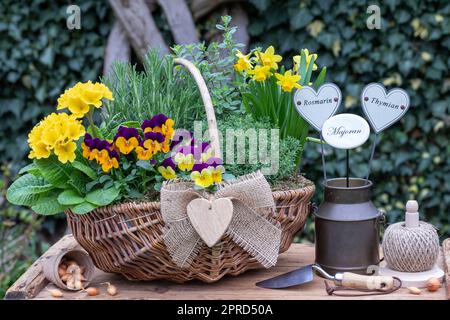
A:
[294,83,342,132]
[361,83,410,133]
[187,198,233,247]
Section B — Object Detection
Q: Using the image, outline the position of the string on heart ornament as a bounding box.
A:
[361,83,410,181]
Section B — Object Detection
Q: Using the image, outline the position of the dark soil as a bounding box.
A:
[270,174,314,191]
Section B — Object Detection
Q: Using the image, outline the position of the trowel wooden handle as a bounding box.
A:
[340,273,394,290]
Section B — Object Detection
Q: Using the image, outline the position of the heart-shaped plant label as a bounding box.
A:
[294,83,342,132]
[187,198,233,247]
[361,83,410,133]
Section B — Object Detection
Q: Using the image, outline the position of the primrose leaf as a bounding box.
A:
[85,187,120,206]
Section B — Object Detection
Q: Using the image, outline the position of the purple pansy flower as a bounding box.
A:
[141,114,169,131]
[161,157,176,170]
[114,126,140,141]
[144,131,165,143]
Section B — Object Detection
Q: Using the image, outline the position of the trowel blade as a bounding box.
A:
[256,264,314,289]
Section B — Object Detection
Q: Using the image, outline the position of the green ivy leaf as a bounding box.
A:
[85,187,120,206]
[57,189,85,205]
[71,201,98,215]
[35,156,72,188]
[6,174,55,206]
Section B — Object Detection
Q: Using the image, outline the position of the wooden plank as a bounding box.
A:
[443,238,450,300]
[4,235,80,300]
[25,242,445,300]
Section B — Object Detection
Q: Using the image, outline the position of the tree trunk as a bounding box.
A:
[108,0,169,61]
[158,0,199,44]
[103,21,131,75]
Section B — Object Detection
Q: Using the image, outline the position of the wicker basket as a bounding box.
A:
[66,58,315,283]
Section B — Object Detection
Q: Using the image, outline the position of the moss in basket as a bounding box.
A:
[212,114,309,188]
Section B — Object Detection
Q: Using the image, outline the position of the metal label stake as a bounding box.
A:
[365,134,379,181]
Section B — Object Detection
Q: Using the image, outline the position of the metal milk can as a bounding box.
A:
[314,177,383,275]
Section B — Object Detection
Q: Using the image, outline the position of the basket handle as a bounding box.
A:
[173,58,221,158]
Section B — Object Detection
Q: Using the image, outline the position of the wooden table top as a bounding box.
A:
[5,235,448,300]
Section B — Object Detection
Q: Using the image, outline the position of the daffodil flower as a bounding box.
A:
[293,49,318,73]
[255,46,282,70]
[248,65,271,82]
[234,50,253,72]
[275,70,302,92]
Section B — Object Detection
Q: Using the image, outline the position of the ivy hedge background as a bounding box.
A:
[1,0,449,295]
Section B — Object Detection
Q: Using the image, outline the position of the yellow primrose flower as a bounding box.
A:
[27,113,85,162]
[210,165,225,184]
[234,50,253,72]
[174,153,195,171]
[293,49,318,73]
[275,70,302,92]
[57,81,113,118]
[158,166,177,180]
[191,168,214,188]
[255,46,282,70]
[248,65,271,82]
[28,142,51,159]
[115,136,139,155]
[54,141,77,164]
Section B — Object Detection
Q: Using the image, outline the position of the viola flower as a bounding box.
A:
[158,166,177,180]
[210,165,225,184]
[191,168,214,188]
[135,142,154,161]
[114,126,140,155]
[275,70,302,92]
[234,50,253,73]
[255,46,282,70]
[248,65,271,82]
[157,157,177,180]
[293,49,318,73]
[100,150,119,173]
[141,114,175,140]
[142,131,164,154]
[174,153,195,172]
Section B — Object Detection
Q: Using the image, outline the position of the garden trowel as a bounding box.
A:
[256,264,395,290]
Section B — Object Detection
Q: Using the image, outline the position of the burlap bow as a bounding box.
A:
[160,171,281,269]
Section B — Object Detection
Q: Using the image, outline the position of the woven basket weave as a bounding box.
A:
[66,58,315,283]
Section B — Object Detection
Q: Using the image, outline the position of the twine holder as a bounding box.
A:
[382,200,439,272]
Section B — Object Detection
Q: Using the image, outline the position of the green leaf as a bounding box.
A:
[85,187,120,206]
[71,161,97,180]
[31,193,69,215]
[18,162,37,175]
[71,201,98,215]
[136,160,153,171]
[6,174,55,206]
[314,67,327,88]
[35,156,72,188]
[57,189,85,205]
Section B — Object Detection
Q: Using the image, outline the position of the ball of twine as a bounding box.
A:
[382,221,439,272]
